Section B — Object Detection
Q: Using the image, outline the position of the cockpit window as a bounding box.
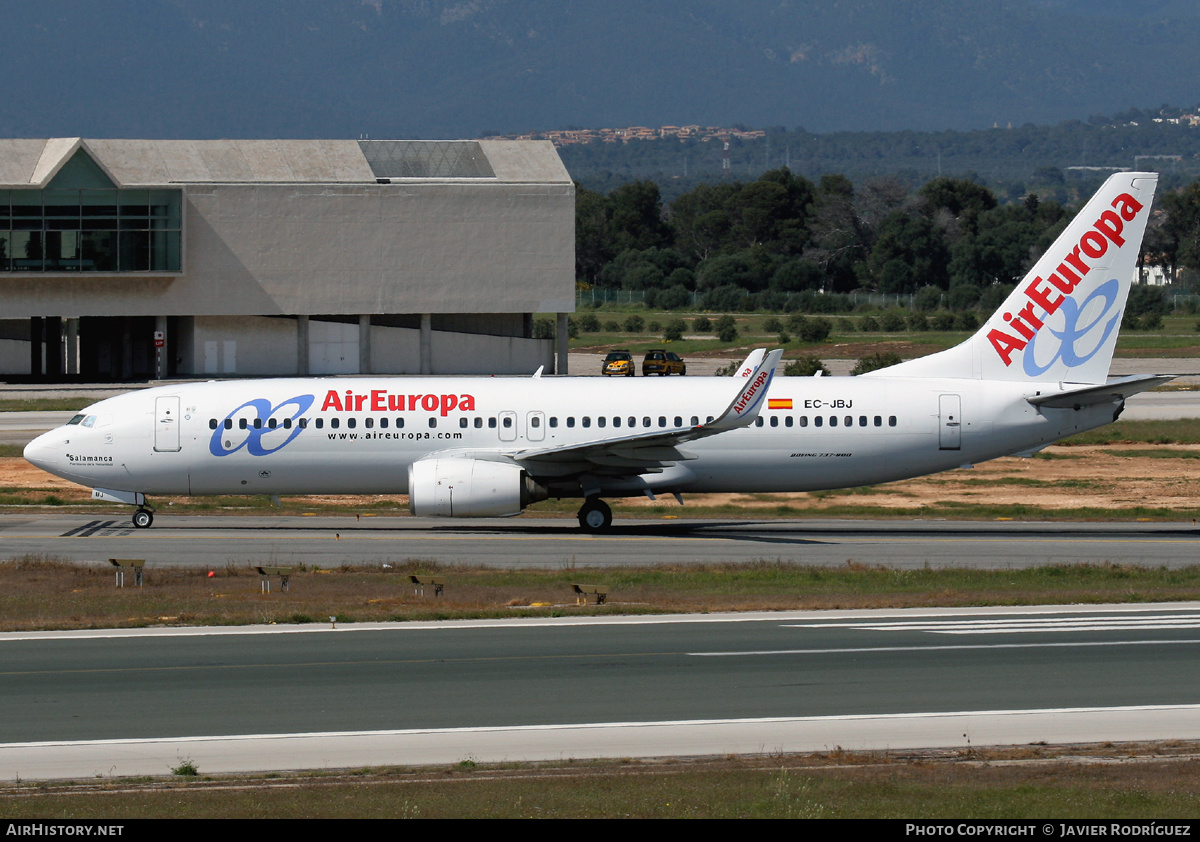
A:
[81,415,97,428]
[67,414,85,426]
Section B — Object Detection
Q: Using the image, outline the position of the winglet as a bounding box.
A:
[732,348,766,378]
[704,349,783,432]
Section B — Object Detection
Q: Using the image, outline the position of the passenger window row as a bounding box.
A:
[208,412,894,434]
[754,415,898,428]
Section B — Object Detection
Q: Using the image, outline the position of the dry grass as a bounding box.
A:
[3,743,1200,818]
[4,556,1200,632]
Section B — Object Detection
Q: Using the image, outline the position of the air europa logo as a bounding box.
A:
[987,191,1145,367]
[1021,278,1120,377]
[733,371,770,414]
[209,394,313,457]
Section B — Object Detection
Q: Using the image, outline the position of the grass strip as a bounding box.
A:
[2,747,1199,818]
[4,556,1200,632]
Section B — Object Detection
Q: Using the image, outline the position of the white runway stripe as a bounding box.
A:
[786,612,1200,634]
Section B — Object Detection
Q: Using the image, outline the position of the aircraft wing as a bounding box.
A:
[1026,374,1176,409]
[510,349,783,473]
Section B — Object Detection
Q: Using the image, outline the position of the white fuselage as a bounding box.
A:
[23,373,1115,501]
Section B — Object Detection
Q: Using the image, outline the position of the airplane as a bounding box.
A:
[24,171,1168,532]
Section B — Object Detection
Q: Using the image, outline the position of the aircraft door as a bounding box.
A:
[526,411,545,442]
[498,410,518,442]
[154,395,182,452]
[939,394,961,451]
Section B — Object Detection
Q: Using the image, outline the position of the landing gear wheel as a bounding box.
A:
[132,508,154,529]
[577,498,613,531]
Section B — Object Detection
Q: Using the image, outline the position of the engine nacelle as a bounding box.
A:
[408,458,541,518]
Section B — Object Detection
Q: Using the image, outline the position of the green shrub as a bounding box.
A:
[852,351,903,375]
[784,355,830,377]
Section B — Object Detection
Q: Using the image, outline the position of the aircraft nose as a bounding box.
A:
[23,430,64,475]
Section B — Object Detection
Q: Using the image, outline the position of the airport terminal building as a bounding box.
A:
[0,138,575,381]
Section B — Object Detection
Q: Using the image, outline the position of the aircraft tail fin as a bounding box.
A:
[872,171,1159,384]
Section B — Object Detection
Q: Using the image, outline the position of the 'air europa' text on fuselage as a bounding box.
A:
[320,390,477,416]
[987,191,1145,367]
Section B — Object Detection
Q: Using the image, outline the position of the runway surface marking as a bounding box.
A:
[5,704,1198,751]
[38,527,1200,551]
[4,603,1198,642]
[689,640,1200,657]
[785,612,1200,634]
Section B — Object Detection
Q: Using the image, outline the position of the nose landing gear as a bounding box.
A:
[132,507,154,529]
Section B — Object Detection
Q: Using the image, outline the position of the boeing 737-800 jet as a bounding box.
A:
[24,172,1168,531]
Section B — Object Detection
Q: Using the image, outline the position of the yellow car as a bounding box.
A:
[642,349,687,376]
[602,350,635,376]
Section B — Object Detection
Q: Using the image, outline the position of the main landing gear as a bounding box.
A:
[132,507,154,529]
[577,497,612,531]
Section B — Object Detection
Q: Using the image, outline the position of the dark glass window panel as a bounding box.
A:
[80,231,117,271]
[149,190,182,228]
[119,230,149,271]
[118,189,150,227]
[11,196,42,230]
[10,232,41,270]
[150,230,181,271]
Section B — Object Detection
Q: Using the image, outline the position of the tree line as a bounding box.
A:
[576,169,1200,315]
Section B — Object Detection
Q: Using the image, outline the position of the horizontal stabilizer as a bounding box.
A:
[1026,374,1175,409]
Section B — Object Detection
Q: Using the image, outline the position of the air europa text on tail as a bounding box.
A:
[987,191,1145,366]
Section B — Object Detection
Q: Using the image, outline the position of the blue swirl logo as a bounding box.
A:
[209,394,314,457]
[1022,279,1121,378]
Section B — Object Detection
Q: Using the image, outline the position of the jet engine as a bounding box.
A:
[408,458,545,518]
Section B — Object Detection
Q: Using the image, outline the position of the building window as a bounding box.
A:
[0,152,182,273]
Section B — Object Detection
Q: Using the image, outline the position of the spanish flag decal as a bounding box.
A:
[767,398,793,410]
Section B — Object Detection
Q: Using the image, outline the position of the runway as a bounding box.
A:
[4,513,1200,569]
[2,604,1199,780]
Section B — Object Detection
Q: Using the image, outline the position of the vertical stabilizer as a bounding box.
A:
[873,172,1159,384]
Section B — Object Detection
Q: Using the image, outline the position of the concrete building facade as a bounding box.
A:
[0,138,575,380]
